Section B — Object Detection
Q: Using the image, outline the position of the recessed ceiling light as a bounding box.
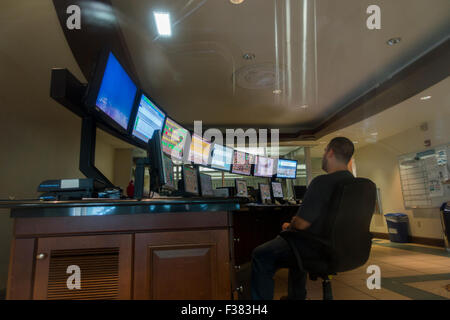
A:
[154,12,171,36]
[420,95,432,100]
[370,132,378,136]
[387,37,401,46]
[273,89,282,94]
[299,105,308,109]
[230,0,245,4]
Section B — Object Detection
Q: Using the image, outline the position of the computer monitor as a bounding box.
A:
[131,92,166,143]
[161,117,189,161]
[259,183,272,204]
[199,173,214,197]
[147,130,176,192]
[235,179,248,198]
[182,166,200,196]
[188,134,212,166]
[271,182,284,199]
[276,159,298,179]
[162,155,176,190]
[211,144,233,171]
[254,156,276,178]
[85,51,138,133]
[231,150,255,176]
[213,188,229,198]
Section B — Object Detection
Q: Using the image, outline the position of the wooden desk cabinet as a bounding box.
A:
[5,202,235,300]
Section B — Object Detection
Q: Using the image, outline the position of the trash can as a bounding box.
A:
[440,202,450,252]
[384,213,409,243]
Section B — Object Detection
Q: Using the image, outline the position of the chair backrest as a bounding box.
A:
[326,178,377,272]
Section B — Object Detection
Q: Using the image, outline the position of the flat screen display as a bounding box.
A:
[161,117,189,160]
[162,154,176,190]
[199,173,214,197]
[271,182,284,198]
[211,145,233,171]
[183,166,199,195]
[235,179,248,198]
[132,94,166,143]
[231,151,255,176]
[259,184,272,202]
[276,159,298,179]
[254,156,276,178]
[95,52,137,130]
[188,134,212,165]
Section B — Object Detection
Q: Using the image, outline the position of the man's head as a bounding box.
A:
[321,137,354,172]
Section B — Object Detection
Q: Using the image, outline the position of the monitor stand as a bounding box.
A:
[79,116,114,189]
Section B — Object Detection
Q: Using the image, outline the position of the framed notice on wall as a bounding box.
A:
[398,144,450,209]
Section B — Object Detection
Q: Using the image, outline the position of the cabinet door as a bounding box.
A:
[33,234,132,300]
[134,230,231,300]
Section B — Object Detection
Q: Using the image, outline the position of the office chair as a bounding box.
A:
[280,178,376,300]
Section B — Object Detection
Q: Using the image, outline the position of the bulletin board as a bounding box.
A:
[398,144,450,209]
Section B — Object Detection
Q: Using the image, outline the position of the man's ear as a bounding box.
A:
[327,148,334,158]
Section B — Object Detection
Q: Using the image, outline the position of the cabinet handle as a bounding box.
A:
[36,253,47,260]
[233,238,240,243]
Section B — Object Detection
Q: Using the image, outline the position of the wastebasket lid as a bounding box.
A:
[384,213,408,217]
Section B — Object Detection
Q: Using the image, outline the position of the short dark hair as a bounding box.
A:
[327,137,354,164]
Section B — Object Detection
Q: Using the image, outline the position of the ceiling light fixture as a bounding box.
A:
[273,89,282,94]
[230,0,245,4]
[420,95,432,101]
[387,37,401,46]
[299,105,308,109]
[154,12,171,36]
[370,132,378,136]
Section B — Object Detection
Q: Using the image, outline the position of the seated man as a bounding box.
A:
[251,137,355,300]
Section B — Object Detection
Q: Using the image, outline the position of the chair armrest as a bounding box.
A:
[279,229,332,252]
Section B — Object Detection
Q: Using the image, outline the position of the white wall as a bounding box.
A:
[355,119,450,240]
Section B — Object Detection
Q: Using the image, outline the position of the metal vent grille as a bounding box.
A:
[47,247,119,300]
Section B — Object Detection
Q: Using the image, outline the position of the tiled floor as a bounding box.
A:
[273,239,450,300]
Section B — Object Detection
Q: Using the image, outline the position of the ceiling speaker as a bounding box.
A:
[234,63,284,90]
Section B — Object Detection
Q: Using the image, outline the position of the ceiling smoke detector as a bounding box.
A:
[242,53,255,60]
[387,37,401,46]
[234,63,284,90]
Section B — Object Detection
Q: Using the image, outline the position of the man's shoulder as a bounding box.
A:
[312,171,354,184]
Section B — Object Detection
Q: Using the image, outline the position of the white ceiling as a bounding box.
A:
[112,0,450,131]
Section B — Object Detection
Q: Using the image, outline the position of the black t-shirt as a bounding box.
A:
[296,170,354,237]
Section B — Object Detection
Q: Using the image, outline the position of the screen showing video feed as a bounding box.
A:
[211,145,233,171]
[235,179,248,198]
[200,173,214,197]
[188,134,212,165]
[95,52,137,129]
[276,159,298,179]
[259,184,272,202]
[183,166,199,195]
[132,94,165,143]
[231,150,255,176]
[254,156,276,177]
[161,117,189,160]
[271,182,284,198]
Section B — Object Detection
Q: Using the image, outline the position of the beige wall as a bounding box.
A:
[113,149,133,192]
[355,119,450,240]
[0,115,116,291]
